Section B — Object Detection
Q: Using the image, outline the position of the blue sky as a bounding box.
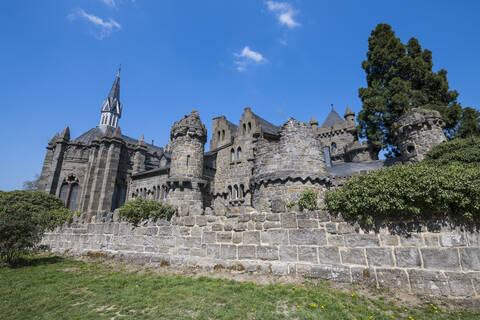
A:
[1,0,479,191]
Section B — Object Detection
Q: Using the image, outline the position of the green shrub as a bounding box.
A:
[0,191,75,264]
[118,198,176,225]
[324,163,480,229]
[424,136,480,166]
[297,189,318,211]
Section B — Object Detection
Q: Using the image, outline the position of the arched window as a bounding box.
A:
[228,186,232,200]
[222,130,225,140]
[243,123,247,134]
[331,142,337,152]
[234,185,239,199]
[186,155,190,167]
[67,184,79,210]
[59,183,69,202]
[231,149,235,162]
[248,122,252,133]
[217,131,221,140]
[237,147,242,161]
[240,185,245,198]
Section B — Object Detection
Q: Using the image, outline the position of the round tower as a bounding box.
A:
[393,108,447,163]
[344,106,355,126]
[167,110,207,213]
[251,119,330,211]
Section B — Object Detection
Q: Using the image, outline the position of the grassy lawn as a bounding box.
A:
[0,255,477,320]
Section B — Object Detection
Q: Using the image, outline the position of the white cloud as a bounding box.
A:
[68,8,121,39]
[233,46,267,72]
[102,0,117,7]
[266,1,300,28]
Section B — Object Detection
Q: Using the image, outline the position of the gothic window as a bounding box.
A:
[222,130,225,140]
[186,155,190,167]
[237,147,242,161]
[217,131,221,140]
[67,184,79,210]
[240,184,245,198]
[59,184,69,202]
[331,142,337,152]
[59,174,80,211]
[243,124,246,135]
[231,149,235,162]
[228,186,232,200]
[248,122,252,133]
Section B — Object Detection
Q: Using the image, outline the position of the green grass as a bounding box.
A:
[0,255,477,320]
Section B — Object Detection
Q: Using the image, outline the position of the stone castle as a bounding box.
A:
[38,70,447,216]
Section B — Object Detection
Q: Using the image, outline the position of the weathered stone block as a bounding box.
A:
[446,273,476,297]
[279,246,297,262]
[266,213,280,221]
[217,232,233,243]
[289,229,326,246]
[257,246,279,261]
[232,232,242,244]
[345,234,379,247]
[158,226,172,236]
[298,247,318,263]
[184,237,201,248]
[395,248,421,268]
[422,248,460,271]
[340,248,366,266]
[440,234,466,247]
[318,247,341,265]
[207,244,220,259]
[233,222,247,232]
[183,217,195,227]
[271,262,289,275]
[311,265,350,282]
[325,223,337,234]
[423,235,439,247]
[238,214,251,222]
[202,232,216,244]
[280,214,297,229]
[376,268,409,290]
[212,224,223,231]
[366,248,394,267]
[380,235,398,246]
[238,245,256,259]
[268,230,289,245]
[243,231,260,245]
[408,269,449,296]
[271,199,285,213]
[297,219,318,229]
[220,244,237,260]
[399,234,423,246]
[337,223,356,234]
[264,222,281,229]
[327,235,345,246]
[316,211,330,222]
[195,216,207,227]
[460,248,480,271]
[351,267,376,285]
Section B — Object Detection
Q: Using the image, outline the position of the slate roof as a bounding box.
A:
[73,127,163,154]
[321,109,345,128]
[252,112,280,136]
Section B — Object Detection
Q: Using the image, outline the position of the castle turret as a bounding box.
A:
[252,119,330,211]
[99,68,122,131]
[393,108,447,163]
[344,106,355,126]
[167,110,208,213]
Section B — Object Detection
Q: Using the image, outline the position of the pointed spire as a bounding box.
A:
[60,126,70,141]
[344,106,354,118]
[310,116,318,126]
[108,66,121,100]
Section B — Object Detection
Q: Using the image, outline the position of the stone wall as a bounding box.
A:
[43,210,480,299]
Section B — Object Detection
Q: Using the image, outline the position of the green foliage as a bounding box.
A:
[424,136,480,166]
[325,163,480,229]
[0,191,74,263]
[297,189,318,211]
[358,24,463,156]
[118,198,176,225]
[2,255,479,319]
[456,107,480,139]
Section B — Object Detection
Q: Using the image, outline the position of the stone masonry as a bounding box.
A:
[43,209,480,299]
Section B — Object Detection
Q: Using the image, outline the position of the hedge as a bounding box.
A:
[118,198,176,225]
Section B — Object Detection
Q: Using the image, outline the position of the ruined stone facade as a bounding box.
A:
[39,72,447,216]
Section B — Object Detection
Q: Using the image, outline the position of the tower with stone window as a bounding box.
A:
[99,68,122,130]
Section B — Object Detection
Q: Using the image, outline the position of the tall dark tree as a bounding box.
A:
[456,107,480,139]
[358,24,462,156]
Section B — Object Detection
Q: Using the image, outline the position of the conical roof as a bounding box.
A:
[321,108,344,128]
[108,68,120,100]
